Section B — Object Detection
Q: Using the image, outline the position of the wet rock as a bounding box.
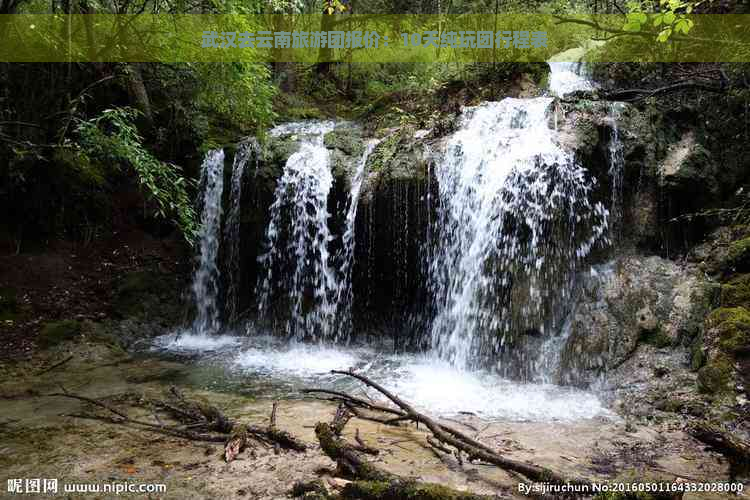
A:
[697,353,735,395]
[351,127,432,340]
[324,125,365,191]
[688,225,750,276]
[660,132,717,197]
[560,255,713,387]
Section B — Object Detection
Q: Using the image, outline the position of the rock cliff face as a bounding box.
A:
[559,256,715,386]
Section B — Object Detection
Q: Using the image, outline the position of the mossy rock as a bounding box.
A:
[639,327,672,348]
[264,133,301,165]
[723,237,750,273]
[720,273,750,308]
[367,128,426,183]
[84,321,126,352]
[37,320,81,348]
[690,336,706,371]
[324,128,364,157]
[707,306,750,353]
[697,354,735,395]
[655,397,683,413]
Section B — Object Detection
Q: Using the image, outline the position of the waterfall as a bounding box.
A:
[608,103,625,237]
[548,62,594,97]
[428,98,610,375]
[224,140,259,323]
[190,149,225,335]
[335,140,379,337]
[255,121,338,341]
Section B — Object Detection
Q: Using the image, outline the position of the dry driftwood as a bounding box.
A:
[317,369,592,488]
[49,386,307,462]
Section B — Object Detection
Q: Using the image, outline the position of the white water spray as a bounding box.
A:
[256,121,338,341]
[608,103,625,236]
[190,149,225,336]
[428,98,609,374]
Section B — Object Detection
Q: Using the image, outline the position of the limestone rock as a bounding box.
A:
[560,255,713,387]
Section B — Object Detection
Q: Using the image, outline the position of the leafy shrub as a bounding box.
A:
[75,107,198,244]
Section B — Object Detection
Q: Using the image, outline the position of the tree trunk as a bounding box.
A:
[124,63,153,127]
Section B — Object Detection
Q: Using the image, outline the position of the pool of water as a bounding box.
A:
[144,332,612,422]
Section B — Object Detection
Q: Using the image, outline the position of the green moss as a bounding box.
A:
[341,479,489,500]
[690,337,706,371]
[37,320,81,348]
[85,322,126,352]
[366,129,426,184]
[287,107,325,120]
[639,327,672,348]
[707,307,750,353]
[725,237,750,272]
[697,354,734,394]
[368,131,402,174]
[655,398,683,413]
[720,274,750,307]
[324,129,364,157]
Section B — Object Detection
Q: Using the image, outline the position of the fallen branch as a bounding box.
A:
[600,80,726,102]
[688,420,750,474]
[311,412,498,499]
[49,387,307,460]
[327,370,592,487]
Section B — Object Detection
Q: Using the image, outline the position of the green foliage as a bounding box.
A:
[75,107,198,244]
[191,62,276,132]
[623,0,700,42]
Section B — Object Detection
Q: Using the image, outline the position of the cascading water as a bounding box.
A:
[153,67,616,422]
[190,149,225,336]
[428,98,609,376]
[334,140,379,336]
[547,40,604,97]
[255,121,339,341]
[608,103,625,237]
[224,140,259,323]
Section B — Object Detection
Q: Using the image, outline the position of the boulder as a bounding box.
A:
[559,255,714,387]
